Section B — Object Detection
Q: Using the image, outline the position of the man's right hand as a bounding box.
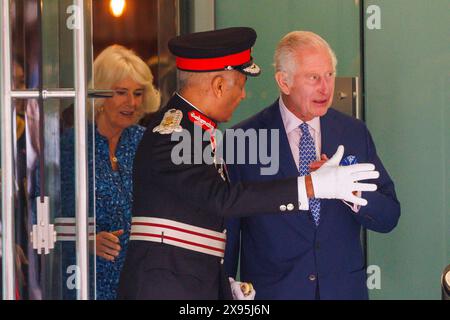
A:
[310,145,379,206]
[229,277,256,300]
[96,230,123,261]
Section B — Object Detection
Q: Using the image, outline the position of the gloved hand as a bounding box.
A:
[310,145,379,206]
[229,277,256,300]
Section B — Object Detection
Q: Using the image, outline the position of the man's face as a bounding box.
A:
[282,47,335,121]
[217,71,247,122]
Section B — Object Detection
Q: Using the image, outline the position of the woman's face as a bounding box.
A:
[99,77,145,131]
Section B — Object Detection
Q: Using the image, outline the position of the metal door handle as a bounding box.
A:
[10,88,114,99]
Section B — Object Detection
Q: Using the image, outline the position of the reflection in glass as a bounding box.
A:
[9,0,43,300]
[6,0,96,300]
[3,0,178,300]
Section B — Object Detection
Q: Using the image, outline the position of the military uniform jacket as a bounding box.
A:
[118,93,298,300]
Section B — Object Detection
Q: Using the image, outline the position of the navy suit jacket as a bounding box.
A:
[224,100,400,300]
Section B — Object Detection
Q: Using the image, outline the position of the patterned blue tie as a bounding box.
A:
[299,123,320,226]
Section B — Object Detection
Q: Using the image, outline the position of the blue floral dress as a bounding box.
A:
[60,125,145,300]
[94,125,144,300]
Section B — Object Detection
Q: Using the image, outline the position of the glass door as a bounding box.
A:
[2,0,180,300]
[1,0,95,300]
[364,0,450,299]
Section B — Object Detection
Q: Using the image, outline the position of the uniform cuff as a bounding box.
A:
[297,176,309,211]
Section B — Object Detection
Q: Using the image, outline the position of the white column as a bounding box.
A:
[1,0,16,300]
[73,0,89,300]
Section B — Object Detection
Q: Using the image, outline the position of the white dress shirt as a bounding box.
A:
[279,96,360,212]
[279,96,322,168]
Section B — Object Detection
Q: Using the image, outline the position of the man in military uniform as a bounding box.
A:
[117,27,379,300]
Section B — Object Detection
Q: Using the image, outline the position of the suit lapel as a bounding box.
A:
[318,109,344,230]
[260,101,298,178]
[261,101,316,233]
[320,109,342,160]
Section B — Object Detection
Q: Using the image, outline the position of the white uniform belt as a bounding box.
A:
[54,217,95,241]
[130,217,226,258]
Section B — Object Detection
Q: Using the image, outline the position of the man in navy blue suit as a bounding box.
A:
[224,31,400,300]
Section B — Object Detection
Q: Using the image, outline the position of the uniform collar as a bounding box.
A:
[176,92,217,131]
[176,92,203,113]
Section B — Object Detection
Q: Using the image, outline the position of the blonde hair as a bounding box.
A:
[274,31,337,84]
[92,45,160,120]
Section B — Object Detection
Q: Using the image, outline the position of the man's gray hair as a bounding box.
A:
[274,31,337,84]
[178,70,196,90]
[178,70,237,91]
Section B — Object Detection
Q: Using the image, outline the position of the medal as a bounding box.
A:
[153,109,183,134]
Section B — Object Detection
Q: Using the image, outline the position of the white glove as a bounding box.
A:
[229,277,256,300]
[310,145,379,206]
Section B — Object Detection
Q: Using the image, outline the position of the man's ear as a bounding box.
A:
[211,75,225,98]
[275,71,291,95]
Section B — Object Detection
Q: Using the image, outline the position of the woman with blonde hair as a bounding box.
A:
[61,45,160,299]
